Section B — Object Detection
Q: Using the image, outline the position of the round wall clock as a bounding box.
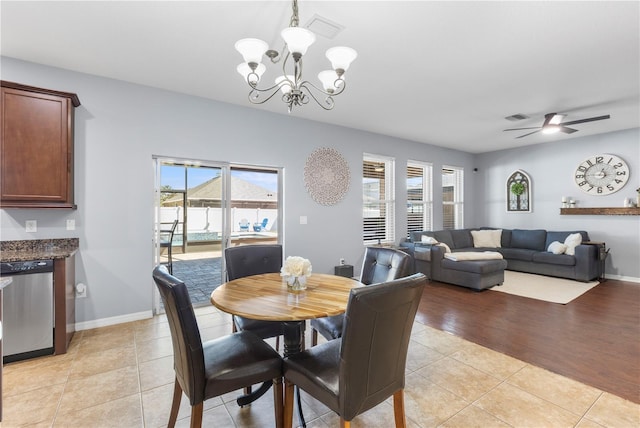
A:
[574,154,630,195]
[304,147,350,205]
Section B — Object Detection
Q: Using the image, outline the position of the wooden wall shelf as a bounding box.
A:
[560,207,640,216]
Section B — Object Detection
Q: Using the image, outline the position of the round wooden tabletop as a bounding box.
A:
[211,273,363,321]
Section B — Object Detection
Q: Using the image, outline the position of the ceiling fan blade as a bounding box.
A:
[560,115,610,126]
[560,126,578,134]
[503,127,541,131]
[516,130,541,139]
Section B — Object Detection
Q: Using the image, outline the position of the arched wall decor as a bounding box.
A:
[304,147,350,206]
[506,170,532,212]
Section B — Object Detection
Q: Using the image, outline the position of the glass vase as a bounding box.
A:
[287,275,307,291]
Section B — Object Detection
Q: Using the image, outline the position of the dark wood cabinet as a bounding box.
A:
[0,81,80,209]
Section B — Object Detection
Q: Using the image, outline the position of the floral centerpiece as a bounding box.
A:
[281,256,312,291]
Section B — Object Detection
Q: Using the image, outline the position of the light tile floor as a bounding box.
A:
[2,305,638,428]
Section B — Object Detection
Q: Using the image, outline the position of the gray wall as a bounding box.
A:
[1,58,638,326]
[474,128,640,279]
[0,57,475,324]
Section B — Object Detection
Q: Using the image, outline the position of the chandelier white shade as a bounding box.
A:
[234,0,357,112]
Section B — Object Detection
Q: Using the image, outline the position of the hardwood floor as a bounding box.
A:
[415,277,640,404]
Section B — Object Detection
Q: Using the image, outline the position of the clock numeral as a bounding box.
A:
[613,162,623,169]
[578,181,587,187]
[596,156,603,163]
[577,166,587,172]
[586,186,594,192]
[615,179,623,184]
[575,174,584,179]
[616,170,627,176]
[586,160,594,167]
[607,185,615,191]
[597,187,603,193]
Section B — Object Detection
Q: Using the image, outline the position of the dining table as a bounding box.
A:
[211,272,362,426]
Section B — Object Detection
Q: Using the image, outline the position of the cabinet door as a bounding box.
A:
[1,87,73,206]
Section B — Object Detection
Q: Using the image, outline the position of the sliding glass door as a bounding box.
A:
[153,157,281,312]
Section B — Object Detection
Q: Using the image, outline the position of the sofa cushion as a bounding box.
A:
[545,231,590,249]
[471,229,502,248]
[547,241,568,254]
[450,229,473,249]
[532,252,576,266]
[564,233,583,256]
[510,229,547,251]
[441,258,507,274]
[433,230,455,249]
[498,248,537,261]
[501,229,512,247]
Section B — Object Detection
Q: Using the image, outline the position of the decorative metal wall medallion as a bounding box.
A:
[304,147,350,205]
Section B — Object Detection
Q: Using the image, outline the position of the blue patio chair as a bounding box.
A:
[238,218,250,231]
[260,218,269,230]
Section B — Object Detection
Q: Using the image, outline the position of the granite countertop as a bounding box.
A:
[0,238,79,262]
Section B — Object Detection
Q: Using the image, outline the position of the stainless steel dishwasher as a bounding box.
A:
[0,260,54,363]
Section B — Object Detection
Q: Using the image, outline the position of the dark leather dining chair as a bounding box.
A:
[310,246,412,346]
[224,245,286,350]
[283,273,427,428]
[152,265,284,428]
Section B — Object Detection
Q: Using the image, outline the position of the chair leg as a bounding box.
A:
[167,244,173,274]
[190,402,203,428]
[168,378,182,428]
[275,335,280,352]
[283,380,295,428]
[311,328,318,346]
[393,389,407,428]
[273,377,284,428]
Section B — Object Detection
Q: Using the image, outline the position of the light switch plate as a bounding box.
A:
[26,220,37,233]
[300,216,308,225]
[66,219,75,230]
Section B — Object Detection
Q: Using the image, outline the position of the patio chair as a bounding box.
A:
[159,219,178,274]
[239,218,250,231]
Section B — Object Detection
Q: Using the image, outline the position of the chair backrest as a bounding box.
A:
[160,219,179,244]
[339,272,426,421]
[261,218,269,228]
[359,246,412,285]
[225,244,283,280]
[152,265,205,405]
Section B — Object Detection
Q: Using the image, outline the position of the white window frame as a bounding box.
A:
[407,160,433,237]
[442,165,464,229]
[363,153,395,245]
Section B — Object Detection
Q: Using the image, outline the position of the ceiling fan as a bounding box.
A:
[504,113,611,139]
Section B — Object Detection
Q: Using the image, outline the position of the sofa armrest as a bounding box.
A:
[429,245,446,277]
[574,244,599,281]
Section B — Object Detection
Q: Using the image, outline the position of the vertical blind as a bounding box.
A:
[442,166,464,229]
[407,161,433,237]
[363,154,395,244]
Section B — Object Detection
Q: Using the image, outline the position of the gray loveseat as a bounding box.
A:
[400,228,600,289]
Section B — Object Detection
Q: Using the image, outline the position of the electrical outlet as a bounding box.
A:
[66,219,75,230]
[75,283,87,298]
[26,220,37,233]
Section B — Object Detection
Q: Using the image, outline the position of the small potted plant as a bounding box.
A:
[510,182,526,196]
[636,187,639,207]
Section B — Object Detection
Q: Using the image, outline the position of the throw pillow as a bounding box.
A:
[563,233,582,256]
[547,241,568,255]
[421,236,438,244]
[436,242,452,253]
[471,229,502,248]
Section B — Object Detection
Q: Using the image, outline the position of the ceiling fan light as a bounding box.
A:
[281,27,316,56]
[276,75,295,94]
[237,63,266,85]
[326,46,357,71]
[549,114,565,125]
[542,124,561,134]
[235,38,268,63]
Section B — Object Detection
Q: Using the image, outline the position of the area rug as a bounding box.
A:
[491,271,599,304]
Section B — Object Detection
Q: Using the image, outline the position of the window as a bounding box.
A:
[442,166,464,229]
[407,161,433,237]
[363,154,395,244]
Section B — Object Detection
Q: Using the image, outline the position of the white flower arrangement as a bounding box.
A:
[281,256,312,278]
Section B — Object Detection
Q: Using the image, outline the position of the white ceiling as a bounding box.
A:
[2,1,638,154]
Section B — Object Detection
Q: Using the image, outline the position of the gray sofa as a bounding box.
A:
[400,228,600,289]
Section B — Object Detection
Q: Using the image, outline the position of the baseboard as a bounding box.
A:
[75,310,153,331]
[604,274,640,283]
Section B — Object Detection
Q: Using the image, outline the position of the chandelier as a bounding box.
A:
[235,0,357,112]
